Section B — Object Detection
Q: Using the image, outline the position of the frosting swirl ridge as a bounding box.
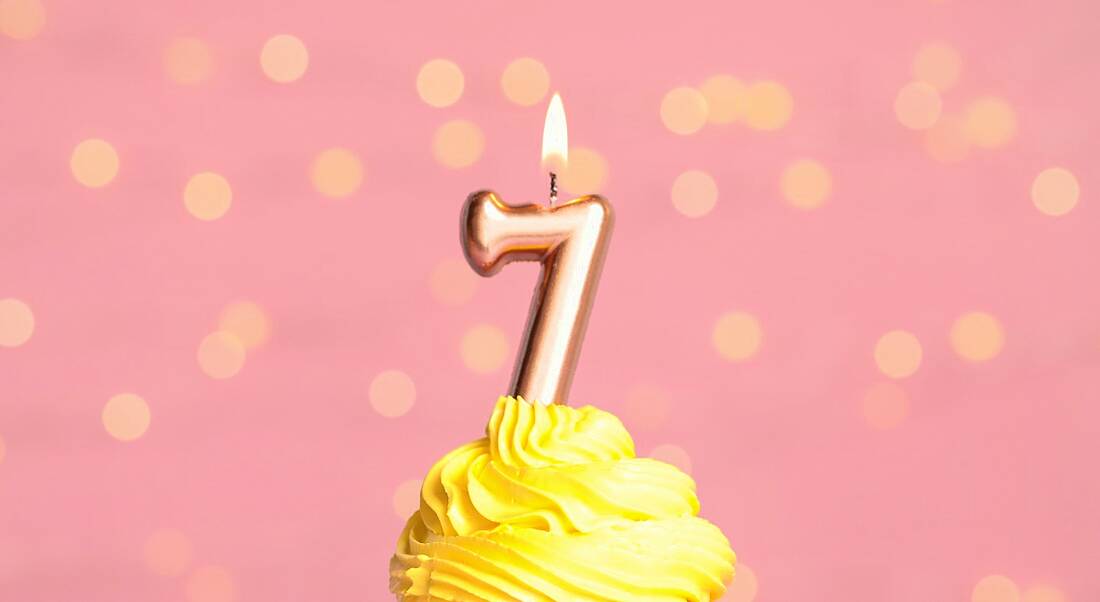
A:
[390,396,735,601]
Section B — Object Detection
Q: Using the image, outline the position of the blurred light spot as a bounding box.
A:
[700,75,748,125]
[743,81,793,131]
[727,563,759,602]
[218,301,271,349]
[670,169,718,218]
[621,384,671,430]
[951,312,1005,362]
[310,148,363,198]
[712,311,762,362]
[1031,167,1079,217]
[417,59,464,108]
[913,42,962,91]
[197,331,246,379]
[0,435,6,465]
[558,147,608,194]
[460,324,509,374]
[862,382,910,429]
[259,34,308,83]
[660,87,709,135]
[873,330,922,378]
[0,0,45,40]
[70,138,119,188]
[501,57,550,106]
[894,81,942,130]
[432,120,484,169]
[0,298,34,347]
[369,369,416,418]
[964,97,1017,149]
[144,528,192,577]
[780,159,831,209]
[164,37,212,85]
[1022,585,1067,602]
[187,565,235,602]
[102,393,151,442]
[924,114,971,163]
[650,443,692,474]
[184,172,232,221]
[392,478,422,519]
[973,575,1020,602]
[429,258,477,306]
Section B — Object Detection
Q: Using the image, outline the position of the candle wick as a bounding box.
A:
[549,172,558,206]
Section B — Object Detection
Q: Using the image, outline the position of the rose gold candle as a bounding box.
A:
[460,94,614,406]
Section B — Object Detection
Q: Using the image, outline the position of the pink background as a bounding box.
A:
[2,0,1098,600]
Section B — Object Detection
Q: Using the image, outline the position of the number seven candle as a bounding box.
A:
[461,95,613,406]
[389,94,735,602]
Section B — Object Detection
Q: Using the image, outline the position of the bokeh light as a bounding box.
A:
[197,331,246,379]
[218,301,271,349]
[144,528,192,577]
[70,138,119,188]
[184,172,233,221]
[187,565,236,602]
[0,0,45,40]
[670,169,718,218]
[894,81,943,130]
[700,75,748,125]
[861,382,910,429]
[460,324,509,373]
[310,148,363,198]
[964,97,1017,149]
[164,37,213,85]
[621,383,671,431]
[0,298,34,347]
[660,86,709,135]
[102,393,151,442]
[432,120,485,169]
[369,369,416,418]
[780,159,831,209]
[500,57,550,106]
[428,258,477,306]
[649,443,692,474]
[260,34,308,83]
[951,312,1005,362]
[391,478,422,519]
[1031,167,1079,217]
[972,574,1020,602]
[417,59,464,108]
[727,563,759,602]
[743,81,793,131]
[924,114,971,163]
[712,311,763,362]
[873,330,923,378]
[913,42,962,91]
[1022,585,1067,602]
[558,147,609,194]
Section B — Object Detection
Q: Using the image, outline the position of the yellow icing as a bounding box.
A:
[390,396,735,601]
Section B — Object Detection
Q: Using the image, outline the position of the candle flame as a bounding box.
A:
[541,93,568,174]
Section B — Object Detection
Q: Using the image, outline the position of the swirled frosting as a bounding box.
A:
[389,396,735,601]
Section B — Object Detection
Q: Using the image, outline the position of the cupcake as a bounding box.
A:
[390,396,735,601]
